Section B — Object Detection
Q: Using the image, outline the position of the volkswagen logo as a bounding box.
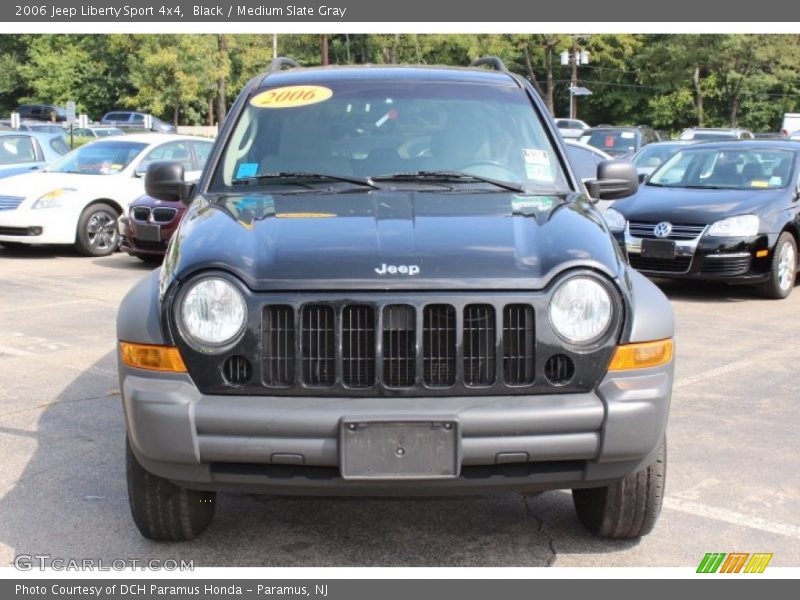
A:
[653,222,673,239]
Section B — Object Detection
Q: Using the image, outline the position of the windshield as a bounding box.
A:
[211,80,570,193]
[579,130,638,155]
[0,136,38,165]
[45,140,147,175]
[649,148,795,189]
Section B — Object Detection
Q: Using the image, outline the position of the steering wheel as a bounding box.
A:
[458,160,520,182]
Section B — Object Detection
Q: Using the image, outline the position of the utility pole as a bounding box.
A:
[320,34,329,65]
[570,42,579,119]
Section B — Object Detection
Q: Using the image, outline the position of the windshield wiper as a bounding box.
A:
[373,170,526,193]
[232,171,379,189]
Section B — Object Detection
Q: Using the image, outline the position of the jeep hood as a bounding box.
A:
[164,191,623,291]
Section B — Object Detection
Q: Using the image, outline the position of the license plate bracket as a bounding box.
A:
[641,238,676,259]
[339,418,460,480]
[136,223,161,243]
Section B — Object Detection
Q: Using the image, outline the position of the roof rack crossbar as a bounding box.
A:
[470,56,508,72]
[268,57,300,73]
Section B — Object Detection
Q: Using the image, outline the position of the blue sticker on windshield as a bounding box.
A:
[236,162,259,179]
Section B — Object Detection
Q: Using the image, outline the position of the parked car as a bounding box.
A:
[606,141,800,298]
[72,126,126,138]
[631,140,698,178]
[678,127,753,141]
[118,56,673,542]
[119,140,213,262]
[15,104,67,123]
[554,118,589,139]
[0,131,70,179]
[579,125,660,158]
[0,134,209,255]
[780,113,800,137]
[100,111,176,133]
[0,120,68,135]
[563,140,612,201]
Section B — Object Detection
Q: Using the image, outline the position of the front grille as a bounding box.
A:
[259,301,541,391]
[463,304,496,386]
[264,305,295,387]
[503,304,535,385]
[0,196,24,211]
[152,207,178,223]
[131,206,150,221]
[629,254,693,273]
[382,305,416,387]
[0,226,37,236]
[423,304,456,387]
[301,305,335,387]
[341,305,375,388]
[700,255,751,276]
[629,221,705,240]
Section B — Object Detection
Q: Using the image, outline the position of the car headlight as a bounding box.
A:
[179,277,247,351]
[549,276,614,345]
[31,188,76,209]
[706,215,759,237]
[602,207,626,233]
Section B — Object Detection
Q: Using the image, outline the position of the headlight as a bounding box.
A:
[31,188,76,209]
[549,276,614,345]
[602,208,626,233]
[706,215,759,237]
[179,277,247,351]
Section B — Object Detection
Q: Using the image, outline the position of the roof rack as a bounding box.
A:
[268,57,300,73]
[469,56,508,72]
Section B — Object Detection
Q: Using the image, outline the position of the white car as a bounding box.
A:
[0,133,213,256]
[554,118,589,140]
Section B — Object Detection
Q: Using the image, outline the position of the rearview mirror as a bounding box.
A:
[144,161,195,205]
[585,160,639,200]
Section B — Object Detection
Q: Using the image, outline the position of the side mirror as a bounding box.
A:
[144,161,195,205]
[585,159,639,200]
[638,172,649,184]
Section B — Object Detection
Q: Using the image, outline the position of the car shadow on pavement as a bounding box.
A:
[90,254,159,271]
[0,351,638,568]
[651,277,797,303]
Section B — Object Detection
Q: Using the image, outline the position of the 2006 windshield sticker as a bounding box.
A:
[250,85,333,109]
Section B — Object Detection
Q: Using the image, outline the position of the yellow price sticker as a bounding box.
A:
[750,180,769,188]
[250,85,333,109]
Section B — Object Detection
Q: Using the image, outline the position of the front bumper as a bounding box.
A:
[121,361,673,495]
[617,228,774,284]
[0,208,77,245]
[118,215,171,256]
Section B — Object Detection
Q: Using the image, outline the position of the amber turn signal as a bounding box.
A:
[119,342,187,372]
[608,339,673,371]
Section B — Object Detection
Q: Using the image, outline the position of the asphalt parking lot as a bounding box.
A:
[0,245,798,568]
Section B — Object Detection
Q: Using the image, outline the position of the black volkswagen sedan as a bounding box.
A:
[605,141,800,298]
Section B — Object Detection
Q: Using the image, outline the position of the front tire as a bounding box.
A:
[126,436,216,541]
[759,232,797,299]
[75,204,120,257]
[572,439,666,539]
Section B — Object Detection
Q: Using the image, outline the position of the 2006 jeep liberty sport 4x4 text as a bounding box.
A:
[117,56,674,542]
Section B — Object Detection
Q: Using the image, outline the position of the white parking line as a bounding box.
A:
[0,344,32,357]
[663,497,800,540]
